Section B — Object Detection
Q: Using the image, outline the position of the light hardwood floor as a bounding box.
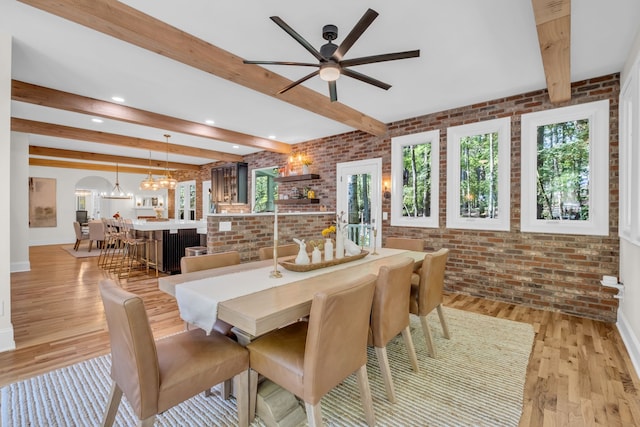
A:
[2,244,640,426]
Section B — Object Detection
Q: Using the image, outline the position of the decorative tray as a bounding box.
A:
[278,250,369,272]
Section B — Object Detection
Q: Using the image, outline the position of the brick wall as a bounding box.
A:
[180,73,620,322]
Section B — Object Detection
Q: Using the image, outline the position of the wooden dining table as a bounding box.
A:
[158,247,424,343]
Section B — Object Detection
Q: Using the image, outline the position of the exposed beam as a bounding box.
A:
[30,158,152,174]
[17,0,388,137]
[29,146,200,171]
[532,0,571,103]
[12,81,291,154]
[12,117,242,163]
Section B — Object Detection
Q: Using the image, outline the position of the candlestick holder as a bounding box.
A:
[269,239,283,278]
[371,228,379,255]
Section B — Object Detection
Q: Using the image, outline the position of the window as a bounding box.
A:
[176,180,196,220]
[252,166,279,213]
[446,117,511,231]
[520,100,609,236]
[391,130,439,228]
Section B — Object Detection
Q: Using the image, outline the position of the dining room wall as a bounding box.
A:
[228,73,621,323]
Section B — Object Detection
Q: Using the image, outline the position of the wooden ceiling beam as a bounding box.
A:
[17,0,388,137]
[12,80,291,154]
[532,0,571,103]
[12,117,242,163]
[29,146,200,171]
[29,158,152,174]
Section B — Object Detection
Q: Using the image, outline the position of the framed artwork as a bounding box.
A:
[29,177,57,227]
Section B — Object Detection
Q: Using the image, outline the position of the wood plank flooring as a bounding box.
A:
[2,244,640,426]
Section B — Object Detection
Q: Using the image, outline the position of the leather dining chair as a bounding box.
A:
[410,248,450,358]
[257,243,300,260]
[247,274,378,427]
[179,250,241,339]
[98,279,249,427]
[385,237,424,251]
[369,257,419,403]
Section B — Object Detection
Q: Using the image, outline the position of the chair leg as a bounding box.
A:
[101,382,123,427]
[355,365,376,427]
[231,370,249,427]
[419,315,437,358]
[401,326,420,372]
[222,379,232,399]
[137,416,155,427]
[249,369,259,422]
[374,346,396,403]
[437,304,451,339]
[88,240,93,252]
[305,401,323,427]
[74,239,80,251]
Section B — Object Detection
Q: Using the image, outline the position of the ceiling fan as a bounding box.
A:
[243,8,420,102]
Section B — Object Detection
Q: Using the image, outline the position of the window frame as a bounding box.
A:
[446,117,511,231]
[390,130,440,228]
[520,100,610,236]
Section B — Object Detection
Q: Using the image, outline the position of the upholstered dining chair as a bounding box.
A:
[179,250,241,339]
[410,248,450,358]
[369,257,419,403]
[257,243,300,260]
[98,279,249,427]
[72,221,90,251]
[247,274,378,427]
[385,237,424,251]
[88,220,105,253]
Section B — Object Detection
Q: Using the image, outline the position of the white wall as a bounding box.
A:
[0,32,15,352]
[617,26,640,375]
[11,132,30,272]
[27,164,167,246]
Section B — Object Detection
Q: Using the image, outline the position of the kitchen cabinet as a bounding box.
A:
[211,162,248,204]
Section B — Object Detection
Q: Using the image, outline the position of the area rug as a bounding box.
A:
[62,244,101,258]
[0,308,534,426]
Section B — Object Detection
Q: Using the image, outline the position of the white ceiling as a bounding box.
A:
[3,0,640,166]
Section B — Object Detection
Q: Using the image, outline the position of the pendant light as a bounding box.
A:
[102,163,132,199]
[140,151,159,190]
[158,134,177,190]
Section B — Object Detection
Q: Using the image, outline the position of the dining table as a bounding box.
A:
[158,247,424,343]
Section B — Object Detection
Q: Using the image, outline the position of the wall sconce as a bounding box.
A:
[383,181,391,199]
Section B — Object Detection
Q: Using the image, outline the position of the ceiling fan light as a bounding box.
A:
[319,63,340,82]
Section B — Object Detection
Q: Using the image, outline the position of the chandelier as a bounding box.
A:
[139,151,159,191]
[157,134,177,190]
[101,163,132,199]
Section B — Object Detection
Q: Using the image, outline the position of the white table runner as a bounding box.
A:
[176,248,407,334]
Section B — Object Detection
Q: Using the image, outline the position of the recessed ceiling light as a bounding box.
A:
[111,96,125,103]
[232,145,240,149]
[268,135,276,140]
[205,119,215,125]
[91,118,103,123]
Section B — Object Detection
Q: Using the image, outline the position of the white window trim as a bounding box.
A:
[390,130,439,228]
[520,100,610,236]
[446,117,511,231]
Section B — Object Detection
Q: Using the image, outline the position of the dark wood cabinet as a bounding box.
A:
[211,162,248,204]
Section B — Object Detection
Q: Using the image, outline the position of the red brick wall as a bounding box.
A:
[181,73,620,322]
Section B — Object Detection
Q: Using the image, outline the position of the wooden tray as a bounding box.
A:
[279,250,369,272]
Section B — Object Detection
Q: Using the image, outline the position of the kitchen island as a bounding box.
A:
[132,219,207,274]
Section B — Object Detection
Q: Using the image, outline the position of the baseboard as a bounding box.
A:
[11,260,30,273]
[617,310,640,378]
[0,326,16,353]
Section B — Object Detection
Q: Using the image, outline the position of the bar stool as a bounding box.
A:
[141,230,159,277]
[117,219,147,279]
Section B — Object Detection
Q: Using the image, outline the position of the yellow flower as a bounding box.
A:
[321,225,336,237]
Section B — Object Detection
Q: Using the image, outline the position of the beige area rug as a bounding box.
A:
[0,308,534,426]
[62,244,102,258]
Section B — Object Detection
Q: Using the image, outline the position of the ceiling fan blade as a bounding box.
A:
[332,8,379,61]
[243,60,320,67]
[277,70,320,94]
[341,68,391,90]
[340,50,421,68]
[329,81,338,102]
[270,16,326,62]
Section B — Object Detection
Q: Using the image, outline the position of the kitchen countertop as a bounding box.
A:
[206,211,335,217]
[132,219,207,232]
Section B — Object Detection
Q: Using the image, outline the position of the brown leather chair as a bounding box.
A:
[179,251,241,338]
[410,248,450,358]
[98,279,249,427]
[385,237,424,251]
[257,243,300,260]
[369,257,419,403]
[247,274,377,426]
